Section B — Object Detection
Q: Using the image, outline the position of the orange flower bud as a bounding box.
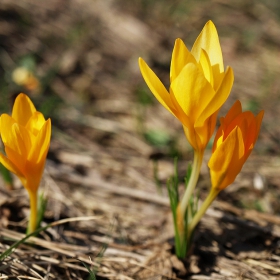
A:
[209,101,264,190]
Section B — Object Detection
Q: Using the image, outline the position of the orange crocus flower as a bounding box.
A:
[188,101,264,237]
[0,93,51,233]
[139,20,234,152]
[209,100,264,190]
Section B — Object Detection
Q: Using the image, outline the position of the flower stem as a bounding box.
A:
[187,187,220,238]
[177,150,203,219]
[176,150,203,250]
[27,190,38,234]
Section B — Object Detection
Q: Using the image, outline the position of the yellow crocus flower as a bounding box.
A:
[139,21,234,246]
[139,20,234,152]
[0,93,51,233]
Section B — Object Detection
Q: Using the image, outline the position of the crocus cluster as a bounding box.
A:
[0,93,51,233]
[139,21,263,257]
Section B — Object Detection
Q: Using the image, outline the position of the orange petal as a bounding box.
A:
[224,111,253,141]
[209,127,244,190]
[12,93,36,127]
[0,152,25,180]
[223,100,242,127]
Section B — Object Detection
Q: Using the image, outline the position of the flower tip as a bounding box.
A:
[138,57,145,67]
[204,20,217,31]
[174,38,183,44]
[235,99,241,107]
[46,118,52,126]
[206,20,214,26]
[15,92,27,101]
[14,92,33,107]
[225,66,234,79]
[259,110,265,119]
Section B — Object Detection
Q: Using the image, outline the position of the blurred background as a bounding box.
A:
[0,0,280,278]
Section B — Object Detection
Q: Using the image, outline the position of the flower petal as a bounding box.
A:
[199,49,214,87]
[138,58,176,115]
[170,39,196,82]
[209,127,244,190]
[0,114,16,144]
[195,110,218,150]
[223,100,242,127]
[191,20,224,78]
[28,119,51,164]
[1,114,32,159]
[170,62,215,125]
[12,93,36,127]
[10,123,32,158]
[0,152,25,180]
[26,111,46,137]
[25,119,51,193]
[4,145,26,175]
[196,66,234,128]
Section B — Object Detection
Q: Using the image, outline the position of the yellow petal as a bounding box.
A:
[4,145,26,175]
[28,119,51,164]
[169,88,191,128]
[138,58,176,116]
[12,93,36,127]
[0,114,16,144]
[170,39,196,82]
[183,125,199,151]
[209,127,244,190]
[26,111,46,136]
[191,20,224,77]
[1,115,32,158]
[25,119,51,193]
[9,123,32,159]
[196,66,234,128]
[170,62,215,124]
[0,152,25,180]
[199,49,214,86]
[212,125,223,152]
[194,110,218,150]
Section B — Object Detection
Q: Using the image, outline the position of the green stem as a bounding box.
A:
[187,187,220,239]
[27,190,38,234]
[175,149,203,250]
